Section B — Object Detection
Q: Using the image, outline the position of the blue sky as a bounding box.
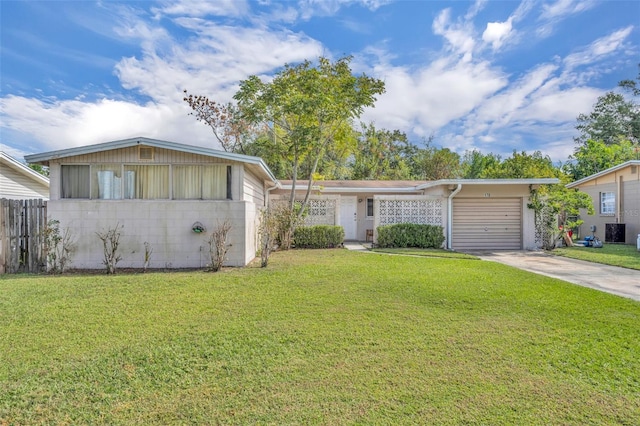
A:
[1,0,638,163]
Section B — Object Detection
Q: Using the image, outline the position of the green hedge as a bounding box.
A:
[376,223,445,249]
[294,225,345,249]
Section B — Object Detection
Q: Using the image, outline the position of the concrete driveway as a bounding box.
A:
[476,251,640,302]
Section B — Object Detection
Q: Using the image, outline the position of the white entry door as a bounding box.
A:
[340,196,358,240]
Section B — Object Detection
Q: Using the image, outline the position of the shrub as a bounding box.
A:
[208,220,232,272]
[294,225,345,249]
[43,219,76,274]
[376,224,445,249]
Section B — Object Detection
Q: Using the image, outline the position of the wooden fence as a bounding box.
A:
[0,199,47,274]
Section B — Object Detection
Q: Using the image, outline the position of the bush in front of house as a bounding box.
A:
[376,223,445,249]
[294,225,345,249]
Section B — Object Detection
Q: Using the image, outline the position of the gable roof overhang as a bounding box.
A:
[278,180,428,193]
[416,178,560,190]
[24,137,280,186]
[1,152,50,187]
[279,178,559,193]
[566,160,640,189]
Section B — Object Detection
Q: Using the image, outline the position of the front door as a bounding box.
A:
[340,196,357,240]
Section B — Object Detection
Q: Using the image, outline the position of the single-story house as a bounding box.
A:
[1,152,50,199]
[567,160,640,244]
[272,178,558,251]
[25,137,558,270]
[24,137,278,269]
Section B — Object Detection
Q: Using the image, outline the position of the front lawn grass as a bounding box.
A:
[371,247,479,259]
[554,243,640,270]
[1,249,639,424]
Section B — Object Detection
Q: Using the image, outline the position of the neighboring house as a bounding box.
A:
[25,137,278,269]
[567,160,640,244]
[272,178,558,251]
[0,152,49,199]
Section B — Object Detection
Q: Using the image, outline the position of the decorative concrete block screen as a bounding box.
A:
[377,198,444,226]
[303,198,337,226]
[270,197,337,226]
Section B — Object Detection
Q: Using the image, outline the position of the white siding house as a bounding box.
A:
[0,152,49,199]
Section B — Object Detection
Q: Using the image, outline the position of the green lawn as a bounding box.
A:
[1,249,639,424]
[554,243,640,270]
[371,247,479,259]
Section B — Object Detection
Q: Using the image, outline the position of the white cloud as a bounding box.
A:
[520,86,602,122]
[432,8,476,62]
[297,0,390,20]
[362,57,507,137]
[536,0,597,38]
[153,0,249,17]
[469,64,558,128]
[482,19,513,50]
[465,0,487,20]
[0,95,214,152]
[540,0,595,20]
[113,17,322,105]
[563,26,634,70]
[480,0,534,52]
[1,4,324,154]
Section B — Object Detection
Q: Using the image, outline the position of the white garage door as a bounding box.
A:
[452,198,522,250]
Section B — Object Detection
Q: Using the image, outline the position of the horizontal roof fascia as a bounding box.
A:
[566,160,640,188]
[23,137,279,185]
[281,178,559,193]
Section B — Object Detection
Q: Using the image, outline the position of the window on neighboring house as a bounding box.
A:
[61,165,90,198]
[124,165,169,199]
[172,165,231,200]
[600,192,615,215]
[366,198,374,217]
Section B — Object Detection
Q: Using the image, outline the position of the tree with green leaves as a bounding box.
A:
[567,66,640,179]
[28,163,49,177]
[349,123,413,180]
[408,139,462,180]
[575,92,639,145]
[565,139,638,180]
[233,56,385,246]
[460,150,501,179]
[480,150,559,179]
[529,183,594,250]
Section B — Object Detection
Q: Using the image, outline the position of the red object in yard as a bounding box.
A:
[568,230,573,238]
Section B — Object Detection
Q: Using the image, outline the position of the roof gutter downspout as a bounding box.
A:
[447,183,462,250]
[264,183,280,207]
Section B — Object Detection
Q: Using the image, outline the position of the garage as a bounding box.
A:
[452,198,522,250]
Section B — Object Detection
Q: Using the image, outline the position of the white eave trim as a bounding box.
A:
[566,160,640,188]
[1,152,50,187]
[278,185,423,193]
[416,178,559,189]
[280,178,559,193]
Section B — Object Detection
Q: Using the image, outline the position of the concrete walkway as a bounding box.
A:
[343,242,371,252]
[476,251,640,302]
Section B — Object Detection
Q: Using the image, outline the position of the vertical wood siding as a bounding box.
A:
[55,146,230,164]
